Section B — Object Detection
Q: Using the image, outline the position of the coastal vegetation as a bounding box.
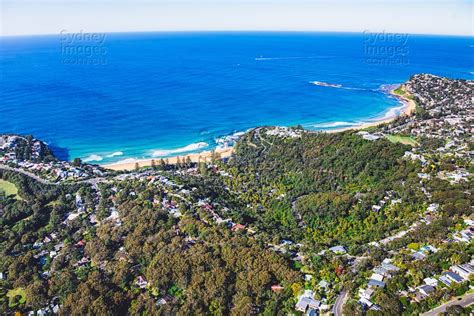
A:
[6,288,26,308]
[0,180,22,200]
[0,74,472,315]
[219,129,422,249]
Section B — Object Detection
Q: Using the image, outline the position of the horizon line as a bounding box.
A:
[1,29,473,38]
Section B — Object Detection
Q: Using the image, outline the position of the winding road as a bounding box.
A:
[0,165,105,186]
[333,290,348,316]
[421,293,474,316]
[0,165,58,185]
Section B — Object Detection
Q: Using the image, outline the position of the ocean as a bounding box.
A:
[0,32,472,164]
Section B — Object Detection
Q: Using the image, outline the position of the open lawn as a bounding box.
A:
[385,135,419,146]
[7,288,26,307]
[393,87,405,95]
[0,179,22,200]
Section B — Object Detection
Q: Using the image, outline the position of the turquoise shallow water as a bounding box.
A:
[0,32,472,164]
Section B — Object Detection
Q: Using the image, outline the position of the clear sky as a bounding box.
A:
[1,0,473,36]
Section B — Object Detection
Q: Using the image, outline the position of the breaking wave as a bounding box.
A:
[106,151,124,158]
[83,154,103,162]
[152,142,208,157]
[112,158,137,165]
[380,104,406,119]
[215,131,247,149]
[311,121,361,128]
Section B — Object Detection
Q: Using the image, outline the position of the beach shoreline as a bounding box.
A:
[326,86,416,133]
[102,147,235,171]
[101,87,416,171]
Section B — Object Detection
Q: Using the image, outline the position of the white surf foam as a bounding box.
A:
[215,131,247,149]
[106,151,124,158]
[114,158,137,164]
[380,104,406,120]
[152,142,209,157]
[83,154,103,162]
[311,121,360,128]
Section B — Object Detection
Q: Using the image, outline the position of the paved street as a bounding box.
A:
[421,293,474,316]
[0,165,57,185]
[333,290,348,316]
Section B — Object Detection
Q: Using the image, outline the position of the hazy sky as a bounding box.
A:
[1,0,473,36]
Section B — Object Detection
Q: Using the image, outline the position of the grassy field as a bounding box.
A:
[385,135,419,146]
[0,179,22,200]
[7,288,26,307]
[392,85,418,102]
[393,86,405,95]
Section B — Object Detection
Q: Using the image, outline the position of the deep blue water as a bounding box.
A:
[0,32,472,164]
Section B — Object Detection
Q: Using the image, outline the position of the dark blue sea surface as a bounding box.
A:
[0,32,472,163]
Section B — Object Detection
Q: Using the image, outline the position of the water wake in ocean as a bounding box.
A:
[152,142,209,157]
[309,81,374,91]
[2,33,469,164]
[255,56,332,61]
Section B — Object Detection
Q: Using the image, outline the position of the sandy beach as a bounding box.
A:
[327,87,416,133]
[103,147,235,171]
[102,87,416,171]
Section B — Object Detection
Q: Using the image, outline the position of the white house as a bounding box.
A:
[451,264,473,281]
[423,277,438,287]
[295,290,320,312]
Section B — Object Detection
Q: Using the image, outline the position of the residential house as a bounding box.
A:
[423,277,438,287]
[329,245,347,254]
[359,288,374,300]
[417,284,435,296]
[368,279,385,288]
[451,264,473,281]
[439,275,452,287]
[442,271,464,284]
[369,273,384,282]
[358,297,373,308]
[295,290,320,313]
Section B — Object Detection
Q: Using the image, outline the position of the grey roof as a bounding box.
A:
[439,276,452,286]
[373,267,390,276]
[381,262,399,271]
[329,246,347,253]
[412,252,426,260]
[369,304,382,311]
[368,279,386,288]
[296,297,320,311]
[460,263,474,273]
[295,298,309,311]
[443,271,464,283]
[418,284,435,294]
